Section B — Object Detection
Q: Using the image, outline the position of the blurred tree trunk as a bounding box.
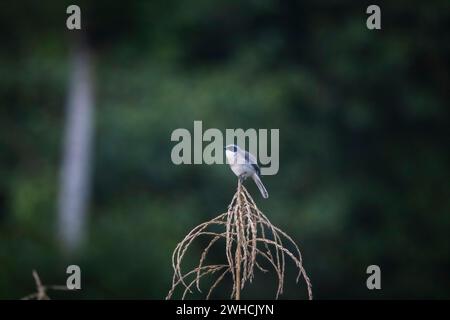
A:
[58,36,94,253]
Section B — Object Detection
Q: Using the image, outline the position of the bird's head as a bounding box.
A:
[224,144,239,153]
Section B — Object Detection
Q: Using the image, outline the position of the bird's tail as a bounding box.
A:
[252,174,269,199]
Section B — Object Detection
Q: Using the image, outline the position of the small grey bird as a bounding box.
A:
[224,144,269,199]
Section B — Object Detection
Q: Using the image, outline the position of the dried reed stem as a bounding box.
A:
[166,180,313,300]
[21,270,69,300]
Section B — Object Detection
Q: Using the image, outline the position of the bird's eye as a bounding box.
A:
[232,146,237,152]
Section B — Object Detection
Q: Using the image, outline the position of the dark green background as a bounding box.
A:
[0,0,449,299]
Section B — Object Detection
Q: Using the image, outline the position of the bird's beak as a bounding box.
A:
[223,147,226,150]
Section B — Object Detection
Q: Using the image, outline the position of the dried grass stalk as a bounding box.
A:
[21,270,69,300]
[166,180,312,300]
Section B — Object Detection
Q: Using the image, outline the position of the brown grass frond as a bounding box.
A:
[166,180,313,300]
[21,270,69,300]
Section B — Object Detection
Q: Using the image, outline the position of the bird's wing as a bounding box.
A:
[243,150,258,164]
[251,163,261,177]
[243,150,261,176]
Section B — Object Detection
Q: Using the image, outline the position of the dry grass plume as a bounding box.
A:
[167,180,312,300]
[21,270,68,300]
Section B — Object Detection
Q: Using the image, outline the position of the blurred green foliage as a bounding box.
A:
[0,0,449,299]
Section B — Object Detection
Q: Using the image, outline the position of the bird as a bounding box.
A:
[224,144,269,199]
